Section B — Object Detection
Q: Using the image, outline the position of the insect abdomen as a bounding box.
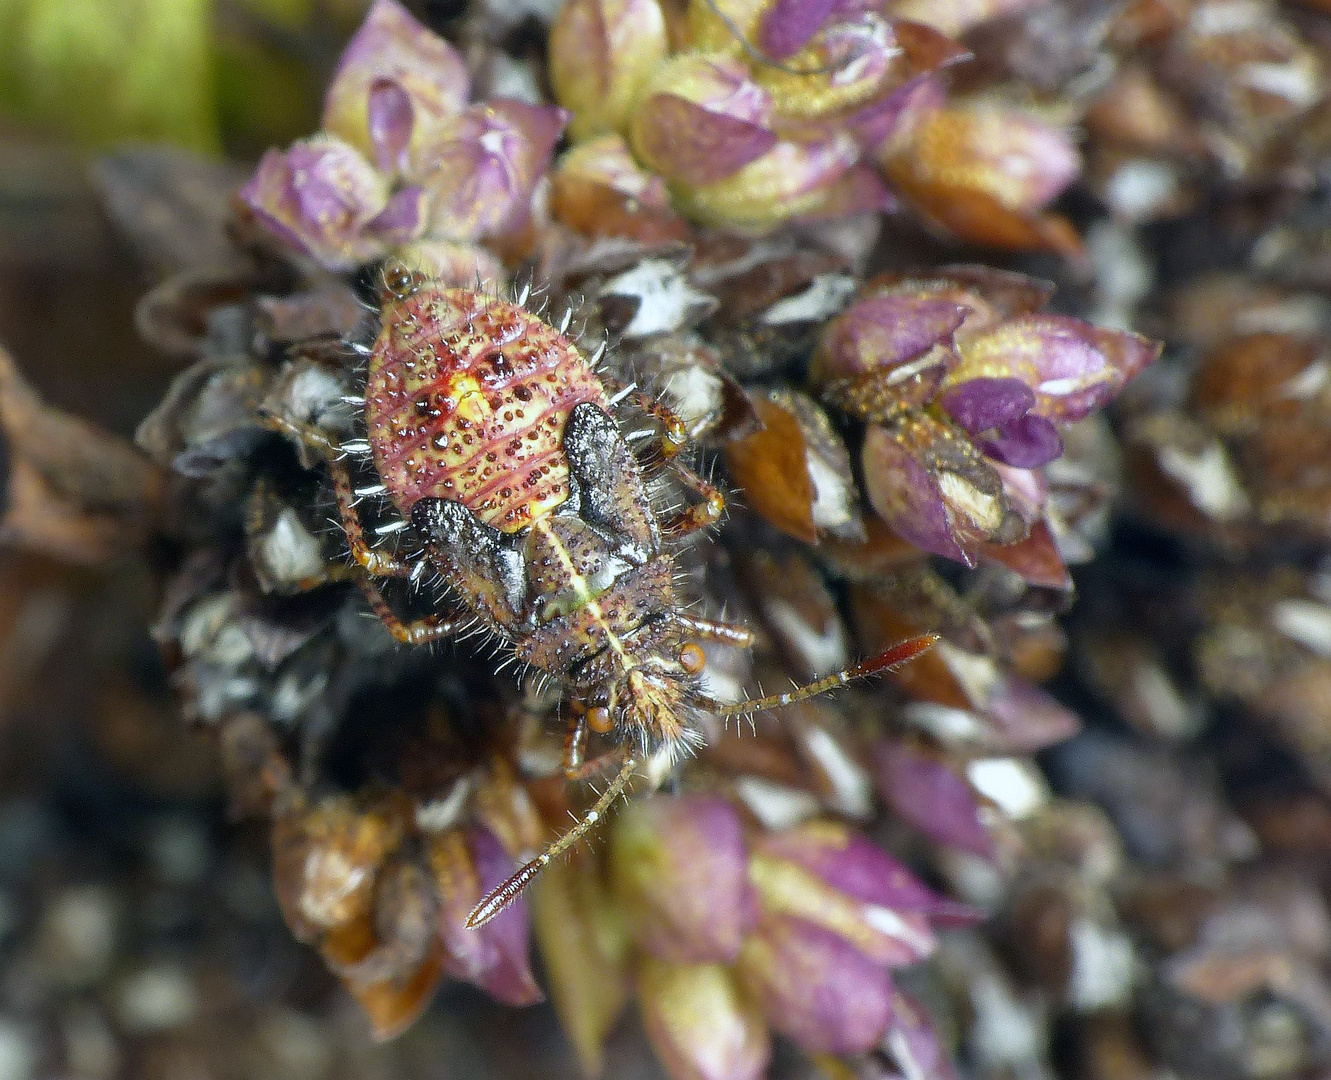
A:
[366,287,607,533]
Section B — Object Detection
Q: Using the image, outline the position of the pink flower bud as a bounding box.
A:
[610,795,754,963]
[738,915,895,1055]
[747,850,937,966]
[861,415,1026,564]
[430,828,542,1006]
[676,133,863,231]
[874,739,994,856]
[549,0,670,141]
[411,100,568,240]
[883,99,1083,254]
[322,0,469,174]
[239,136,400,271]
[638,959,771,1080]
[629,55,778,186]
[815,293,967,409]
[951,314,1160,423]
[756,820,980,927]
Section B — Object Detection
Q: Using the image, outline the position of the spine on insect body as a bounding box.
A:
[365,286,608,534]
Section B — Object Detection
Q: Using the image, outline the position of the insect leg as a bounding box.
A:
[601,375,689,460]
[261,412,416,578]
[357,576,463,646]
[467,755,640,927]
[328,459,418,578]
[659,460,726,539]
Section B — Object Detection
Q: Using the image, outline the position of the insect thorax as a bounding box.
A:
[365,285,607,533]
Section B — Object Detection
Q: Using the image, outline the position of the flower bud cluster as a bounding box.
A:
[594,799,965,1078]
[815,266,1158,568]
[548,0,1079,242]
[240,0,565,272]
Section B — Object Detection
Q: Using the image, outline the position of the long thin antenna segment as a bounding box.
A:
[713,634,940,716]
[466,755,641,928]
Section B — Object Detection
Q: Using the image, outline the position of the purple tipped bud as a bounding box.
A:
[954,314,1159,423]
[861,417,1025,565]
[875,740,994,857]
[431,828,542,1007]
[738,915,894,1056]
[322,0,469,172]
[748,851,936,966]
[638,959,771,1080]
[755,820,978,927]
[816,295,966,403]
[413,100,568,240]
[677,133,862,232]
[610,795,753,963]
[239,137,393,270]
[630,55,778,186]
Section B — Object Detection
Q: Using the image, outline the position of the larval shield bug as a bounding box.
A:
[267,261,937,929]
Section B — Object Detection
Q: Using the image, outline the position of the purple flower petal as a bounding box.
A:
[938,376,1036,435]
[757,0,843,59]
[748,850,937,967]
[366,185,426,244]
[738,915,894,1056]
[634,94,778,185]
[611,796,753,964]
[875,740,994,857]
[819,295,966,382]
[322,0,468,171]
[367,79,414,174]
[436,828,543,1007]
[979,412,1064,468]
[982,676,1081,754]
[757,821,940,913]
[861,425,974,565]
[238,138,390,270]
[628,54,779,185]
[414,100,568,240]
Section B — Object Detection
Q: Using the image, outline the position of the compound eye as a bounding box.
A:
[679,643,706,675]
[587,706,615,733]
[380,259,418,302]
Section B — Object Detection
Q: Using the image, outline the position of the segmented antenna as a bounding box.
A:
[712,634,940,716]
[467,755,642,928]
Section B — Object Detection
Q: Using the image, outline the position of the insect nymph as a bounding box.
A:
[274,263,936,927]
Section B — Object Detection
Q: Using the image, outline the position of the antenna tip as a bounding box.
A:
[858,633,942,675]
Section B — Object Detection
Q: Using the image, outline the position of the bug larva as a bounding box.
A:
[271,262,936,927]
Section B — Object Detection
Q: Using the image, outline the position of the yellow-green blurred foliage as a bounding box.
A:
[0,0,371,154]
